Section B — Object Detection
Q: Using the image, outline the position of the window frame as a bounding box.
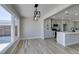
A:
[0,5,20,53]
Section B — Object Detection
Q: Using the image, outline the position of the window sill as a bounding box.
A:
[0,43,10,53]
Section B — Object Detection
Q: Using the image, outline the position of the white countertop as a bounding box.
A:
[57,32,79,34]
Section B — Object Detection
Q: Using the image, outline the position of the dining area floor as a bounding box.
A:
[13,38,79,54]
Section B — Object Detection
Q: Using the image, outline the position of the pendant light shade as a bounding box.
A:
[33,4,40,21]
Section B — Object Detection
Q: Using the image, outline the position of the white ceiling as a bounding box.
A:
[50,4,79,20]
[12,4,61,18]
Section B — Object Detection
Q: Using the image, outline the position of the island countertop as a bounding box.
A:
[57,31,79,47]
[57,32,79,34]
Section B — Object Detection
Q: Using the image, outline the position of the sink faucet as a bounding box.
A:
[71,27,75,32]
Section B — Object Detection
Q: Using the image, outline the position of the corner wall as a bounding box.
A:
[20,17,44,40]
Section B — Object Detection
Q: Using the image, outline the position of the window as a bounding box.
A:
[0,5,20,53]
[0,5,11,44]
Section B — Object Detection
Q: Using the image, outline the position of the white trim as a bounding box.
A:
[20,36,44,40]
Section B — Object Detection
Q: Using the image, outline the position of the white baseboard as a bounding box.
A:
[44,37,55,39]
[20,36,44,40]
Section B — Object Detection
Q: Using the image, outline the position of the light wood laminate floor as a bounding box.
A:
[13,38,79,54]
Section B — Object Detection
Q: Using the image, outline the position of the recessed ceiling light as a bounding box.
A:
[53,16,55,18]
[65,11,68,13]
[65,11,69,15]
[74,13,78,16]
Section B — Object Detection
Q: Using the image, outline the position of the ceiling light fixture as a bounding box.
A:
[65,11,69,15]
[33,4,40,21]
[53,16,55,18]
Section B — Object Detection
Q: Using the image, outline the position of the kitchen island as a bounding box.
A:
[57,32,79,47]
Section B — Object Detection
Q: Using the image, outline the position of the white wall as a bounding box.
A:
[74,21,79,28]
[62,20,74,32]
[20,17,43,39]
